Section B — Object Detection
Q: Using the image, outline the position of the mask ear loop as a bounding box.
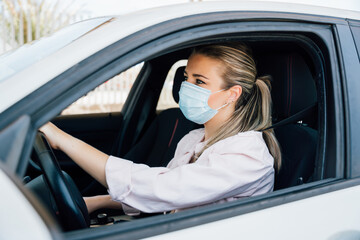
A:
[215,102,230,110]
[211,88,231,111]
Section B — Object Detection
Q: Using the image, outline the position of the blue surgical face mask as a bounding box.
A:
[178,81,228,124]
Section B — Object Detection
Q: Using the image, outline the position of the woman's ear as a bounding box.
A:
[228,85,242,103]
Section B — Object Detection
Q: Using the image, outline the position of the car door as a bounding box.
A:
[1,7,359,240]
[63,12,358,240]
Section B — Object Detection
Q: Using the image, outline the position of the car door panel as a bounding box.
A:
[145,185,360,240]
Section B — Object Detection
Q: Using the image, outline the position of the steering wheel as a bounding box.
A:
[33,132,89,231]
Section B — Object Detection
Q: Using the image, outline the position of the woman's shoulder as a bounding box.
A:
[236,130,262,137]
[223,130,264,144]
[211,130,273,167]
[212,131,269,156]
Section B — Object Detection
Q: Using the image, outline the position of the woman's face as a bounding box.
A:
[184,53,230,110]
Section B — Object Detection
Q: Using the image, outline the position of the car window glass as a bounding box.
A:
[61,62,143,115]
[0,17,112,83]
[156,59,187,110]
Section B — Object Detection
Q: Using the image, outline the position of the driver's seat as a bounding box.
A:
[256,52,318,190]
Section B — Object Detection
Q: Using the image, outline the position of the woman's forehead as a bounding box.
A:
[185,54,224,75]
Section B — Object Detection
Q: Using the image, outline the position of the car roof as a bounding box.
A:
[0,1,359,114]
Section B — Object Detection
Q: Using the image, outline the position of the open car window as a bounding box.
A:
[29,38,327,229]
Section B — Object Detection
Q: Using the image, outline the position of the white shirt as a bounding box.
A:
[105,128,274,214]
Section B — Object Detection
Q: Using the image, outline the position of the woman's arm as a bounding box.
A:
[84,195,123,214]
[40,122,109,188]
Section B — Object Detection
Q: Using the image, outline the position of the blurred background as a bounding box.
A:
[1,0,359,114]
[2,0,359,56]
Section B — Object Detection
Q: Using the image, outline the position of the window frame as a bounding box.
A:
[334,21,360,178]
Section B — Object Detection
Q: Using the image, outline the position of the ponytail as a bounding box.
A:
[253,76,282,172]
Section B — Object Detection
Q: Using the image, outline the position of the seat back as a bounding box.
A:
[257,52,318,190]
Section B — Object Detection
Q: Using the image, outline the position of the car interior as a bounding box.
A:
[25,38,326,231]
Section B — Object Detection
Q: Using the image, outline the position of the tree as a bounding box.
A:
[0,0,83,52]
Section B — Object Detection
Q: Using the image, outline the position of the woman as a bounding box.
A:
[40,43,281,215]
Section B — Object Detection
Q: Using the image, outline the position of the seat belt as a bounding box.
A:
[266,103,318,130]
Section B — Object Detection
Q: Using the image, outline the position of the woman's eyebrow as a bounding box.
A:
[183,70,209,79]
[193,74,209,79]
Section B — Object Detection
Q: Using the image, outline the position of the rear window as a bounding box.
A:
[0,17,113,83]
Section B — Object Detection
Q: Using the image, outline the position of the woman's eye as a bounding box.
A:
[196,79,205,85]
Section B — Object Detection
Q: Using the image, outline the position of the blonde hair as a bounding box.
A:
[190,43,281,172]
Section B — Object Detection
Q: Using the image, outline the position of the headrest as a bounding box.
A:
[172,66,186,103]
[256,52,317,122]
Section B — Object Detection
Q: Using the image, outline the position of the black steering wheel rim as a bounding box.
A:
[33,132,89,231]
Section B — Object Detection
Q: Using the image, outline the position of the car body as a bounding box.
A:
[0,1,360,239]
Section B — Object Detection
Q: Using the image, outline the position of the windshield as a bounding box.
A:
[0,17,113,83]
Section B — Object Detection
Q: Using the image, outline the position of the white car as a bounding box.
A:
[0,2,360,239]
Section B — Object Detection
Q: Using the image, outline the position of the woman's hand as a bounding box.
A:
[39,122,62,150]
[39,121,109,188]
